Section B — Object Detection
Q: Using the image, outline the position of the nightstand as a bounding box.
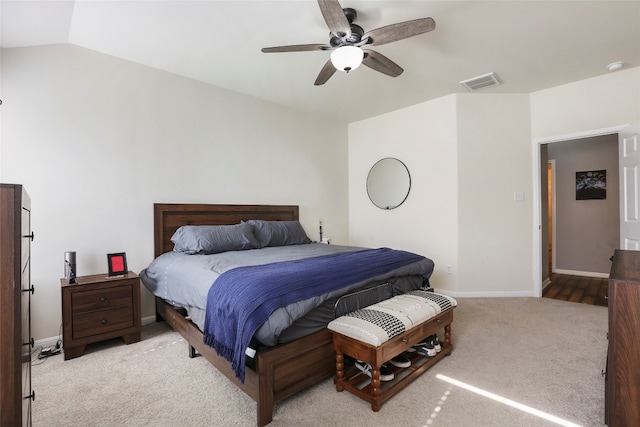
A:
[60,271,141,360]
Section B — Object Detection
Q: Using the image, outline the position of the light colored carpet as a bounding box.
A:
[32,297,608,427]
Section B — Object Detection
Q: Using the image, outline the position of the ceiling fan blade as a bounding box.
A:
[262,44,329,53]
[314,59,337,86]
[317,0,351,38]
[362,50,404,77]
[363,17,436,46]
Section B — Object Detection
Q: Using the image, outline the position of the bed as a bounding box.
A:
[142,203,434,426]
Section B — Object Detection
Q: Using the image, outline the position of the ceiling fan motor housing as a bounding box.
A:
[343,7,357,23]
[328,8,363,47]
[330,23,364,47]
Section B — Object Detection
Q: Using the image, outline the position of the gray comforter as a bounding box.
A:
[140,243,434,346]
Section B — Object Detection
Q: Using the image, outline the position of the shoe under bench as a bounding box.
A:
[329,307,454,412]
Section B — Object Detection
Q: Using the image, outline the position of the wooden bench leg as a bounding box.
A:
[335,351,345,392]
[444,324,452,350]
[371,366,381,412]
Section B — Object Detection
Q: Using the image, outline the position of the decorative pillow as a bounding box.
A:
[171,223,259,254]
[246,220,312,248]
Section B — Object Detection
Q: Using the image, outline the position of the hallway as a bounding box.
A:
[543,273,608,307]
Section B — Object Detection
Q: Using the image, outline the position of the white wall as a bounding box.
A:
[530,67,640,139]
[456,94,533,295]
[0,13,3,178]
[349,95,459,291]
[1,44,349,341]
[349,93,533,296]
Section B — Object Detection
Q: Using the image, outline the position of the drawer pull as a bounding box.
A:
[436,319,442,324]
[101,319,108,325]
[100,297,107,303]
[401,338,408,344]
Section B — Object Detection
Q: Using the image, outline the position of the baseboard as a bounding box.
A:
[553,269,609,279]
[433,289,538,298]
[542,277,552,290]
[142,315,157,326]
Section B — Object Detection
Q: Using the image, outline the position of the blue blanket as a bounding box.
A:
[202,247,425,382]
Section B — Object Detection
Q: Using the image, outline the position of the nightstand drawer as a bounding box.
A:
[72,306,134,339]
[71,285,133,314]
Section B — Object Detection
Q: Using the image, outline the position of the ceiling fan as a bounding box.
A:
[261,0,436,86]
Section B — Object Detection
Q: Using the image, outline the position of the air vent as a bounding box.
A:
[459,72,502,91]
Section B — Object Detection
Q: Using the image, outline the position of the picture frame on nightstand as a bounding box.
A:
[107,252,128,276]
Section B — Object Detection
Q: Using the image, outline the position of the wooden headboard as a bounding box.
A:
[153,203,299,258]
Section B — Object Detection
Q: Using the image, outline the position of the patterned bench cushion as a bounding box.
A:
[327,290,457,347]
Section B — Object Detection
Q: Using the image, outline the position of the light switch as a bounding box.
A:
[514,191,525,201]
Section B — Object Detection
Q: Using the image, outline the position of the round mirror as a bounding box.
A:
[366,158,411,210]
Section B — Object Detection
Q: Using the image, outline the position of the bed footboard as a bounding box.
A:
[256,327,335,424]
[155,297,335,426]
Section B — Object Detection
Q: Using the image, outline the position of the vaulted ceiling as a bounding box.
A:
[2,1,639,122]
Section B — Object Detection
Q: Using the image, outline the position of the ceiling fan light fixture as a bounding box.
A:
[330,46,364,73]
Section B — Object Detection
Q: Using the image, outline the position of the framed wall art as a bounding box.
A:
[576,170,606,200]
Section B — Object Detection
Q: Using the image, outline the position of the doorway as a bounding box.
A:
[544,135,619,276]
[541,136,618,307]
[536,126,628,297]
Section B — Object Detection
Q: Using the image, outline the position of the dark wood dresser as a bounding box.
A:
[61,272,141,360]
[605,249,640,426]
[0,184,34,426]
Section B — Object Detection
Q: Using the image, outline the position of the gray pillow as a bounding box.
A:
[171,223,259,254]
[246,220,311,248]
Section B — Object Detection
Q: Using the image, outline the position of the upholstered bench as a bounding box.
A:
[327,290,456,411]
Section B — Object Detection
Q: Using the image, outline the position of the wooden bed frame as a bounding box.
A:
[152,203,335,426]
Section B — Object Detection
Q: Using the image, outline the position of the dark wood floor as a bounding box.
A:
[543,273,608,307]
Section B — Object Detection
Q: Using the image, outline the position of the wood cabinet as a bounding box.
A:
[605,249,640,426]
[61,272,141,360]
[0,184,34,426]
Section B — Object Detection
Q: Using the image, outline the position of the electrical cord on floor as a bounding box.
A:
[32,323,63,364]
[31,346,45,365]
[32,347,49,366]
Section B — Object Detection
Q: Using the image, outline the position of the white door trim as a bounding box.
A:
[548,159,557,273]
[619,124,640,250]
[534,125,630,144]
[532,124,630,297]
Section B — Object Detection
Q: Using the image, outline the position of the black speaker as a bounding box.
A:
[64,251,76,284]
